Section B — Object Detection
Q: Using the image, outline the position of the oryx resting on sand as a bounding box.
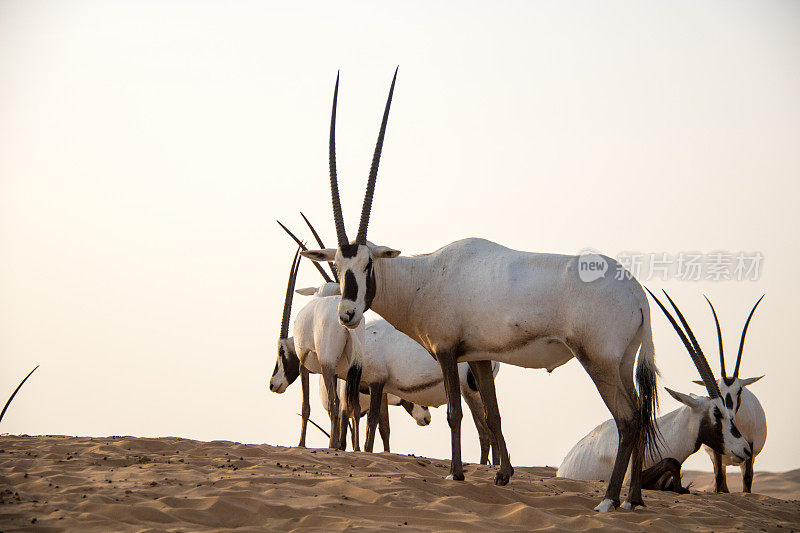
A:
[558,291,754,493]
[694,295,766,493]
[273,220,501,462]
[299,69,659,511]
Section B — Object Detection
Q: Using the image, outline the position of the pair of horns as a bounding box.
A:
[329,68,398,247]
[280,247,302,339]
[647,289,722,399]
[277,213,339,283]
[704,295,765,379]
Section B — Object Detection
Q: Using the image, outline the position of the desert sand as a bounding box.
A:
[1,435,798,532]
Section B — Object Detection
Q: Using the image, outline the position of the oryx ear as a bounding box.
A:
[666,387,702,409]
[692,380,706,386]
[300,249,337,262]
[740,375,764,386]
[295,287,318,296]
[372,245,400,259]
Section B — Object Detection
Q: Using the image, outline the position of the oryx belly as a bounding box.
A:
[459,336,574,372]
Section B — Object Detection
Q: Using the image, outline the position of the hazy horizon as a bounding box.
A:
[2,0,799,474]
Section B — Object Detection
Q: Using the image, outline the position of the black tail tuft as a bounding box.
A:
[345,362,363,418]
[636,356,662,462]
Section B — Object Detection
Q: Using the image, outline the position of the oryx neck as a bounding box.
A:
[654,406,702,464]
[370,254,426,338]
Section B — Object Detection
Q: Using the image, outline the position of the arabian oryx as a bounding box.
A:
[558,291,753,494]
[268,216,437,450]
[318,376,431,451]
[299,69,659,511]
[695,295,766,493]
[277,219,501,463]
[270,246,361,449]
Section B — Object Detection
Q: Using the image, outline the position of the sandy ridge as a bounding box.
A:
[1,436,798,532]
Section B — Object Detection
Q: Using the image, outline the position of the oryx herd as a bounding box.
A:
[268,69,767,512]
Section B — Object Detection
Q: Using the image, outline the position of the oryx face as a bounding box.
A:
[270,338,299,393]
[304,243,399,328]
[715,376,763,414]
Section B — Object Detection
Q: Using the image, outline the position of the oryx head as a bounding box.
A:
[301,70,401,329]
[400,400,432,426]
[270,247,302,394]
[692,295,765,415]
[270,216,342,393]
[647,289,753,462]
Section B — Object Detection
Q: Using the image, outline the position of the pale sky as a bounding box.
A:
[1,1,799,473]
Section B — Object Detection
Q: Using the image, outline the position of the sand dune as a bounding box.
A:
[1,436,798,531]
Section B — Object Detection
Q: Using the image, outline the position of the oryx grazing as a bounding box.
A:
[344,320,501,462]
[318,376,432,451]
[299,69,660,512]
[558,291,754,494]
[695,295,766,493]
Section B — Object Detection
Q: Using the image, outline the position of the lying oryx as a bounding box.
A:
[300,70,659,511]
[558,291,753,494]
[696,295,766,493]
[318,376,431,451]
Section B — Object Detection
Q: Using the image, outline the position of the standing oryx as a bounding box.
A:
[558,291,754,494]
[299,69,659,512]
[696,295,766,493]
[275,219,500,462]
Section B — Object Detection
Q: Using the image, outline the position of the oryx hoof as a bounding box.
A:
[620,499,644,511]
[445,472,465,481]
[593,498,619,513]
[494,470,512,486]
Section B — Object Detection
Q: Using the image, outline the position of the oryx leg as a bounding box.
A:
[579,357,639,512]
[467,360,513,485]
[322,366,343,450]
[741,443,754,493]
[462,388,491,465]
[298,367,310,447]
[713,451,729,493]
[346,387,361,452]
[436,349,464,481]
[378,394,390,452]
[641,458,689,494]
[337,402,352,450]
[364,382,385,453]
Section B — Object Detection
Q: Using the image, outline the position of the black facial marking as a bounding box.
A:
[280,346,300,385]
[730,423,742,439]
[736,388,742,413]
[466,368,478,392]
[723,376,735,387]
[725,393,733,410]
[696,406,725,454]
[271,360,279,377]
[399,400,416,417]
[364,263,376,311]
[340,244,360,258]
[343,270,358,302]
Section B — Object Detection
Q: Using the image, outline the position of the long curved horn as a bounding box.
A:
[277,220,332,284]
[0,365,39,424]
[646,288,721,399]
[356,67,398,244]
[734,295,765,378]
[300,211,339,283]
[280,248,302,339]
[329,72,348,247]
[703,295,726,378]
